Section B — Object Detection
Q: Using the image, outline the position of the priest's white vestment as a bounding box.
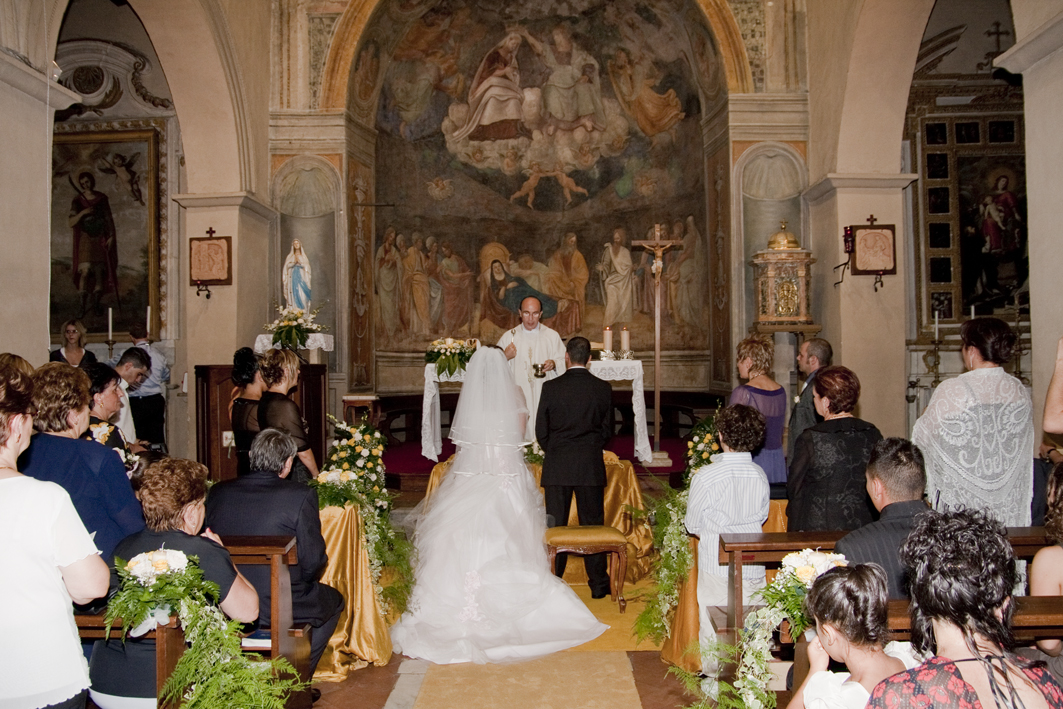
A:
[497,323,566,441]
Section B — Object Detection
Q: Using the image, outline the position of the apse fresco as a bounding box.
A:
[372,0,719,351]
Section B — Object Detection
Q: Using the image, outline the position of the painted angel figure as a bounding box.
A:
[283,239,312,311]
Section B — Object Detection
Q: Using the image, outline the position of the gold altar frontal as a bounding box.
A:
[427,451,655,585]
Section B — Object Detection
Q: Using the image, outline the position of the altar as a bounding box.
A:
[421,360,653,464]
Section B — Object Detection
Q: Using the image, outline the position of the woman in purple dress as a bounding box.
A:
[728,336,787,491]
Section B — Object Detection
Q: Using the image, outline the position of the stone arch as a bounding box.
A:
[272,154,343,216]
[318,0,753,112]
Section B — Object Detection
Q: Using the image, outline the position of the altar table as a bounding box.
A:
[421,360,653,464]
[426,450,654,584]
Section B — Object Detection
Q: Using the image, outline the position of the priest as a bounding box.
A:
[498,295,566,441]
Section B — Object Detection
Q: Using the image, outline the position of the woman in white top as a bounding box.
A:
[912,317,1033,525]
[788,564,919,709]
[0,364,110,709]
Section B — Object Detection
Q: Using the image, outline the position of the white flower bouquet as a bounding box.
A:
[264,303,327,350]
[425,337,478,377]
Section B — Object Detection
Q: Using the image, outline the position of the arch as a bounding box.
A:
[271,154,343,216]
[318,0,753,112]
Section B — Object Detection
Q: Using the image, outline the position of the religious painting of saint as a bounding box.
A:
[50,128,159,341]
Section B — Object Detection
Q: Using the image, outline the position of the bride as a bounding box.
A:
[390,346,607,663]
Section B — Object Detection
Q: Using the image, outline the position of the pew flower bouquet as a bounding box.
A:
[264,302,327,351]
[316,414,413,615]
[107,548,303,709]
[425,337,478,377]
[685,413,720,481]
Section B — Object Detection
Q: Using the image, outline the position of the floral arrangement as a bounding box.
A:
[264,303,327,351]
[523,440,544,465]
[759,549,848,640]
[106,548,303,709]
[424,337,477,377]
[686,413,720,480]
[314,415,413,615]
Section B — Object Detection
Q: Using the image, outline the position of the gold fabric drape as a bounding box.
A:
[426,451,654,583]
[313,504,393,680]
[660,498,789,669]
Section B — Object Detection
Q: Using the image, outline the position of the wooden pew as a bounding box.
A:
[719,527,1050,631]
[76,535,311,709]
[888,595,1063,642]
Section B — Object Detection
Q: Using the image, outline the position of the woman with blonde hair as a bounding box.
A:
[257,348,317,483]
[50,319,97,368]
[729,336,787,489]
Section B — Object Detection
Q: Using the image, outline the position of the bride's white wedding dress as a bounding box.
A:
[390,348,607,664]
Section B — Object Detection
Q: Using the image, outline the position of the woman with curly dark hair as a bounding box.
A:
[869,508,1063,709]
[787,366,882,532]
[788,564,919,709]
[229,347,264,477]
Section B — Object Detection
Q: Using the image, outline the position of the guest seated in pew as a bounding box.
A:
[834,438,930,598]
[0,364,110,709]
[205,428,344,674]
[1021,461,1063,683]
[788,564,920,709]
[89,459,259,709]
[787,366,882,532]
[869,508,1063,709]
[19,362,144,562]
[684,404,770,672]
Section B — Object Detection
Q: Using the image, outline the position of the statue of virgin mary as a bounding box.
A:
[283,239,312,311]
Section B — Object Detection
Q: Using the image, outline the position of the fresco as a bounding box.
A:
[372,0,719,350]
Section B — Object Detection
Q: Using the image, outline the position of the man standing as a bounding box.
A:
[112,347,150,447]
[205,429,344,675]
[498,295,566,441]
[124,323,169,448]
[787,337,832,460]
[834,438,929,598]
[535,336,612,598]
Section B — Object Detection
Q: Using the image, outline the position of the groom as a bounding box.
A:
[535,336,613,598]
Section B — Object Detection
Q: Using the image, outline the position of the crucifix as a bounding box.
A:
[633,223,683,466]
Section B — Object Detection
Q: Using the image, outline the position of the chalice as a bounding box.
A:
[532,363,546,379]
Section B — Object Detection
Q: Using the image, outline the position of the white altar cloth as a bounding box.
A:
[253,333,335,353]
[421,359,652,464]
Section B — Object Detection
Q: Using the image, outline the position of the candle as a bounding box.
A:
[970,305,975,319]
[934,311,939,340]
[603,326,613,352]
[108,308,113,341]
[620,326,630,351]
[146,305,151,333]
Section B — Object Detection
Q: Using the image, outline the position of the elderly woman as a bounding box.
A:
[729,336,787,488]
[0,365,110,709]
[80,363,132,459]
[18,362,144,561]
[88,458,259,709]
[50,319,98,368]
[229,347,264,477]
[869,509,1063,708]
[787,366,881,532]
[0,352,34,377]
[913,317,1034,525]
[258,348,317,483]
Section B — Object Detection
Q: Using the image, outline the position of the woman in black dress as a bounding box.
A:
[50,319,97,368]
[257,348,316,484]
[229,347,264,477]
[787,365,882,532]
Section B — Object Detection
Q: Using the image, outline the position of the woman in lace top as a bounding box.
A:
[728,336,787,488]
[869,508,1063,709]
[912,317,1033,526]
[257,348,316,484]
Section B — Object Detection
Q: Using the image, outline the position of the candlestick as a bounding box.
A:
[934,311,939,340]
[146,305,151,333]
[108,308,113,341]
[620,327,630,351]
[603,327,613,352]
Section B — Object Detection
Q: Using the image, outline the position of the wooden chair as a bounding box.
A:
[545,525,628,612]
[76,535,311,709]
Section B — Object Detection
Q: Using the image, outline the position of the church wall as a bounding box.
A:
[804,0,861,181]
[1011,0,1063,39]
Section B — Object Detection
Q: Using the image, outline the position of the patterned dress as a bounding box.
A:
[869,656,1063,708]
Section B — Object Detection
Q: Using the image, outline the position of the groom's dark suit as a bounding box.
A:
[535,365,613,596]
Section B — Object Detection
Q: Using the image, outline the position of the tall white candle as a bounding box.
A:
[603,326,613,352]
[970,305,975,319]
[108,308,113,341]
[620,327,630,351]
[146,305,151,333]
[934,311,939,340]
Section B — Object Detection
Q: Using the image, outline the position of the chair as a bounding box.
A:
[545,525,628,612]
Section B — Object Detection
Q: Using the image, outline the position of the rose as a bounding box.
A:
[794,565,817,584]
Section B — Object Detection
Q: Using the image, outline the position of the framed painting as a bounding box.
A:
[851,224,897,275]
[50,128,159,342]
[189,235,233,286]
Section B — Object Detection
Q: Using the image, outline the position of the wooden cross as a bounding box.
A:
[205,227,216,237]
[866,214,877,226]
[633,223,683,453]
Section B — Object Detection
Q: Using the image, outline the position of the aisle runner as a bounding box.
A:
[567,579,661,653]
[412,651,642,709]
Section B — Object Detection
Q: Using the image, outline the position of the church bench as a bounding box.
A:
[75,535,311,709]
[718,527,1050,630]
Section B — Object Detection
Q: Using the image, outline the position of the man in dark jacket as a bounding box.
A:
[535,336,613,598]
[205,428,343,673]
